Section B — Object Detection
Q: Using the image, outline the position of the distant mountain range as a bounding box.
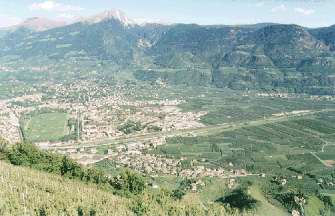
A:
[1,9,335,94]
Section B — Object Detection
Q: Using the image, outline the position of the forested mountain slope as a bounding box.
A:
[1,11,335,94]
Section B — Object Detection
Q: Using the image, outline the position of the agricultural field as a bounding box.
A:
[152,110,335,173]
[177,89,335,125]
[21,112,69,142]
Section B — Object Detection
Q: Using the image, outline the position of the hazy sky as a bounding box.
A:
[1,0,335,28]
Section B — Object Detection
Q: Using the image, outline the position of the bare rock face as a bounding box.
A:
[80,9,135,26]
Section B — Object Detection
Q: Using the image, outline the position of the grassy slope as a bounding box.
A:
[199,179,288,216]
[304,196,325,216]
[249,185,289,216]
[0,161,131,216]
[0,159,269,216]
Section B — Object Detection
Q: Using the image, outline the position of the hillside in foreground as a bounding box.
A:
[1,158,250,216]
[0,161,131,216]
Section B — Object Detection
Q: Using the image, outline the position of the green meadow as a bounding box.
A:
[22,112,69,142]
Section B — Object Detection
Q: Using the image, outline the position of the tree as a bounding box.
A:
[38,207,47,216]
[118,121,143,134]
[171,189,185,200]
[216,188,258,212]
[60,156,84,178]
[111,170,146,195]
[85,168,106,184]
[7,142,41,166]
[77,207,84,216]
[89,209,96,216]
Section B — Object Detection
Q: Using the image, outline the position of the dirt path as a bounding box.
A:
[310,152,329,167]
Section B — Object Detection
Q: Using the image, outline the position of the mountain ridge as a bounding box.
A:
[1,9,335,94]
[79,9,136,26]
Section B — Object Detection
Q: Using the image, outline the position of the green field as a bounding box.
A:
[152,110,335,174]
[164,85,335,124]
[22,112,69,142]
[249,185,289,216]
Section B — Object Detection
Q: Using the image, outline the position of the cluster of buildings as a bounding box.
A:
[0,101,21,144]
[179,166,247,179]
[309,95,335,101]
[256,92,295,98]
[0,65,12,72]
[78,97,205,141]
[144,106,207,132]
[52,134,251,181]
[103,138,249,179]
[272,110,311,117]
[114,153,180,175]
[256,91,335,102]
[108,138,182,174]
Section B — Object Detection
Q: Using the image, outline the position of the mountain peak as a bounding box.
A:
[18,17,66,31]
[82,9,135,26]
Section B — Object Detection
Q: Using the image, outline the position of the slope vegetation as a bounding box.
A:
[0,161,131,216]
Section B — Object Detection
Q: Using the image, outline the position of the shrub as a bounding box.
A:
[171,189,185,200]
[77,207,84,216]
[7,143,62,172]
[118,121,143,134]
[5,143,145,196]
[274,192,304,212]
[38,208,47,216]
[111,170,146,196]
[60,156,84,178]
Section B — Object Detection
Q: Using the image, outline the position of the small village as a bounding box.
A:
[53,134,250,181]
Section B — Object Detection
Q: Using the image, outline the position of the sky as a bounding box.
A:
[1,0,335,28]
